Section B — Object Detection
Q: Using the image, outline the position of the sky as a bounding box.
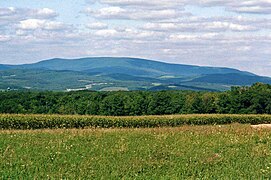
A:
[0,0,271,76]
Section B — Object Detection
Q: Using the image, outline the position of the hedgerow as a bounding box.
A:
[0,114,270,129]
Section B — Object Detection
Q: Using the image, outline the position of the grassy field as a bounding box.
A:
[1,124,271,179]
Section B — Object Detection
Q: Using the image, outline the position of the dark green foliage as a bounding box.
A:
[1,83,271,115]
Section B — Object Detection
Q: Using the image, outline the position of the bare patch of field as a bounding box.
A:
[251,124,271,129]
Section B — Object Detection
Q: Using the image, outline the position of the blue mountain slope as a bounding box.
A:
[191,73,271,85]
[1,57,269,91]
[14,57,254,77]
[0,64,10,70]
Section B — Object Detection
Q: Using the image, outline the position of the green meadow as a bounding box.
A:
[1,124,271,179]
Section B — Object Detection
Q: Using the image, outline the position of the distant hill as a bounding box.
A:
[15,57,253,77]
[0,65,10,70]
[0,57,269,91]
[191,73,271,85]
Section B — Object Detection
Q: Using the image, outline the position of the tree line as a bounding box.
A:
[1,83,271,115]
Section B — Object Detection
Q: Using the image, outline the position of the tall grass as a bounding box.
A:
[1,124,271,179]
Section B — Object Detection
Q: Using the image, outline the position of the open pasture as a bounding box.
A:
[1,124,271,179]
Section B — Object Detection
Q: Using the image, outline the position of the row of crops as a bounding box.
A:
[0,114,271,129]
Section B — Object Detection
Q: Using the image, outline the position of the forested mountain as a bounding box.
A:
[191,73,271,85]
[15,57,253,76]
[0,65,10,70]
[0,57,270,91]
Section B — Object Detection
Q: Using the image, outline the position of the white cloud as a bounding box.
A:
[142,19,258,32]
[228,6,271,14]
[198,0,271,14]
[84,7,127,19]
[206,21,256,31]
[18,19,66,30]
[86,22,108,29]
[99,0,183,9]
[0,7,58,21]
[18,19,45,30]
[169,34,198,41]
[92,0,271,14]
[84,6,189,20]
[236,46,252,52]
[43,21,67,30]
[168,33,220,42]
[95,29,118,37]
[0,7,16,16]
[0,35,11,42]
[92,27,165,41]
[35,8,58,18]
[225,0,271,14]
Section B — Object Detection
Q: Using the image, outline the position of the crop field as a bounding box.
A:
[1,124,271,179]
[1,114,271,129]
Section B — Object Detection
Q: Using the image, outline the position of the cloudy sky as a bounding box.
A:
[0,0,271,76]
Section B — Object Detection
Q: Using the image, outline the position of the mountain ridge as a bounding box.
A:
[0,57,269,91]
[3,57,255,77]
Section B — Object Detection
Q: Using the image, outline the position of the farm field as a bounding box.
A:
[1,124,271,179]
[2,114,271,129]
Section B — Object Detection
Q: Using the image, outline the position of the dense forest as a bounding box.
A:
[0,83,271,115]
